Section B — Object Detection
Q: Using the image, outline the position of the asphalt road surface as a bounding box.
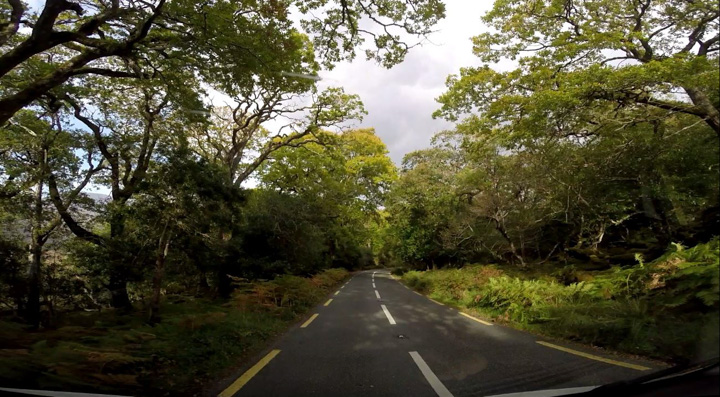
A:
[214,270,662,397]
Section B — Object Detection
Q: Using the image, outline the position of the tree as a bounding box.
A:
[0,109,101,326]
[384,114,719,269]
[384,145,463,267]
[258,128,397,268]
[434,0,720,141]
[0,0,445,125]
[259,129,396,211]
[125,148,242,322]
[45,79,187,309]
[188,86,367,187]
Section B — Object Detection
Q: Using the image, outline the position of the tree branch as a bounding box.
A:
[67,67,139,78]
[48,173,105,246]
[0,0,24,46]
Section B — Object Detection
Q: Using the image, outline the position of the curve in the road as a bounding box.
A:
[215,270,662,397]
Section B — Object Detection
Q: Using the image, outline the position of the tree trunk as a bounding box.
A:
[492,217,525,266]
[216,230,233,298]
[196,271,211,296]
[683,86,720,136]
[109,275,131,311]
[108,212,131,309]
[149,225,171,324]
[26,241,42,329]
[217,265,232,299]
[26,177,44,328]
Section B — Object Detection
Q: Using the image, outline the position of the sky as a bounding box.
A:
[309,0,495,165]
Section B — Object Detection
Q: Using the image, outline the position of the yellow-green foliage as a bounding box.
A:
[402,240,719,362]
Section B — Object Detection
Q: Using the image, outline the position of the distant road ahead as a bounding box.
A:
[214,270,660,397]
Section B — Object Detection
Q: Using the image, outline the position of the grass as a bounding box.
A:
[0,268,350,396]
[402,240,719,364]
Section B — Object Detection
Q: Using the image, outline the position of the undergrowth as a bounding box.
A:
[0,268,349,395]
[402,239,719,363]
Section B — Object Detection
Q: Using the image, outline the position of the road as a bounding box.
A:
[213,270,661,397]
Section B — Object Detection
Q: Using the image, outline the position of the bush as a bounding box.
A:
[390,267,408,276]
[400,240,719,362]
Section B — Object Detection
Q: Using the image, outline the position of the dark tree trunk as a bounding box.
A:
[109,275,131,311]
[149,224,170,323]
[26,177,44,329]
[108,212,131,309]
[217,267,232,299]
[216,230,233,298]
[26,242,41,329]
[196,271,211,296]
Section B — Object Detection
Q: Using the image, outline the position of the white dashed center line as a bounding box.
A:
[409,352,453,397]
[375,290,381,299]
[381,304,396,325]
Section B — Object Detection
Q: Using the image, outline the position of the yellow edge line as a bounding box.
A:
[536,341,651,371]
[324,298,333,306]
[460,311,493,326]
[334,290,340,296]
[300,313,319,328]
[218,349,281,397]
[429,298,444,306]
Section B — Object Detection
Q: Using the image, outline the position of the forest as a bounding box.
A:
[1,0,718,394]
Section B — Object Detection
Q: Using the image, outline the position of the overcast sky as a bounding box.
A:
[313,1,494,165]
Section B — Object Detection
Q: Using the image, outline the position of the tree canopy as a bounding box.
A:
[434,0,719,144]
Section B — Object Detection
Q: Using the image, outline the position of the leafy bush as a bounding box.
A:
[390,267,408,276]
[401,240,719,362]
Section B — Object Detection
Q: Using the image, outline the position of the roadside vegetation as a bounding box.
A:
[0,269,349,395]
[381,0,719,367]
[400,240,719,362]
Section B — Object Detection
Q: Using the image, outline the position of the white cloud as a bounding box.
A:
[312,0,499,164]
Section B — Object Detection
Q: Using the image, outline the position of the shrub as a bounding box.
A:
[390,267,408,276]
[399,240,720,362]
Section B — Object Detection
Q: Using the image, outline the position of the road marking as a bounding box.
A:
[459,312,493,326]
[334,290,340,296]
[413,291,422,296]
[372,282,376,288]
[301,314,319,328]
[409,352,454,397]
[381,304,396,325]
[536,341,651,371]
[429,298,444,306]
[218,350,281,397]
[375,290,381,299]
[324,298,333,306]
